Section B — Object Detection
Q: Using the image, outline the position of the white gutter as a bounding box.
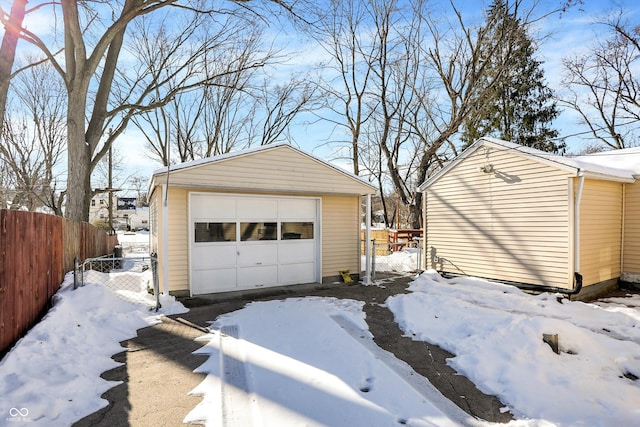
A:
[574,170,585,274]
[364,193,372,285]
[161,183,170,296]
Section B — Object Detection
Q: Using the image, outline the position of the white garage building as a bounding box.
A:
[148,144,376,296]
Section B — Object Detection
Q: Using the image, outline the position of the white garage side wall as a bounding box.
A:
[322,195,361,281]
[426,146,574,289]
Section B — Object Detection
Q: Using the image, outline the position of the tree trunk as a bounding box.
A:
[66,93,92,221]
[0,0,28,132]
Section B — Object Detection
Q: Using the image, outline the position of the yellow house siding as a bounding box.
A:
[426,146,573,288]
[148,189,163,289]
[624,182,640,274]
[157,146,373,195]
[579,179,623,285]
[321,195,361,279]
[156,187,361,292]
[167,188,189,292]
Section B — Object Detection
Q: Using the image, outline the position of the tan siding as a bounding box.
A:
[624,183,640,273]
[157,146,373,195]
[322,195,361,278]
[149,189,163,289]
[167,188,189,292]
[426,146,573,288]
[162,188,361,291]
[578,179,622,286]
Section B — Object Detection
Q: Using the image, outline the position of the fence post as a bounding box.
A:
[73,257,79,290]
[415,237,423,272]
[151,253,161,312]
[371,238,376,283]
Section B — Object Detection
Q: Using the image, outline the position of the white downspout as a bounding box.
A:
[621,184,626,277]
[161,183,170,296]
[574,171,585,275]
[365,193,372,285]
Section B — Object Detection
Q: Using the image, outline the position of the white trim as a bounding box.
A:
[364,194,372,285]
[574,172,585,275]
[419,137,637,191]
[621,184,626,277]
[317,197,323,283]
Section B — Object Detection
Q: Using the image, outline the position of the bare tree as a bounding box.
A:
[131,20,267,164]
[313,0,376,176]
[0,61,66,213]
[4,0,306,221]
[560,9,640,149]
[257,77,317,146]
[0,0,27,134]
[315,0,575,228]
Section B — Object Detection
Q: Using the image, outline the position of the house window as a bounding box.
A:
[195,222,236,242]
[240,222,277,241]
[91,199,96,206]
[100,199,104,205]
[281,222,314,240]
[99,214,105,219]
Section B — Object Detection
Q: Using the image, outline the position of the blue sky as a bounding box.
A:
[2,0,639,191]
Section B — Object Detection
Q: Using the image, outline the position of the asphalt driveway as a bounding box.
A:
[74,274,512,426]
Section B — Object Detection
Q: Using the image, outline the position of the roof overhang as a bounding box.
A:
[418,137,637,191]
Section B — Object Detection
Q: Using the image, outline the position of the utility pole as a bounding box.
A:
[107,129,114,235]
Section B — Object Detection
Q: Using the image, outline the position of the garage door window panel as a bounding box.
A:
[281,222,314,240]
[241,222,277,241]
[195,222,236,242]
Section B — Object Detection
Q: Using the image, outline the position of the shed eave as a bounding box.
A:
[581,171,636,183]
[149,180,375,196]
[417,137,638,192]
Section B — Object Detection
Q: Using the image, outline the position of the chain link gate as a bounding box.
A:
[74,254,161,311]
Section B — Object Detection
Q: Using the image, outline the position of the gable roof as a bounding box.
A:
[419,137,639,191]
[149,143,376,195]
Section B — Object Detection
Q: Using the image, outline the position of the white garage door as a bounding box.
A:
[190,193,319,295]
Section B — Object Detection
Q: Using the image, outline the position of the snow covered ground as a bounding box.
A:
[1,231,639,426]
[0,232,186,425]
[363,248,420,273]
[388,271,640,426]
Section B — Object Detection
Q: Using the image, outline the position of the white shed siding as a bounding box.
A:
[426,145,574,288]
[624,182,640,274]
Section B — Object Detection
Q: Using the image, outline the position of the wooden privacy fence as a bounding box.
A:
[0,209,119,356]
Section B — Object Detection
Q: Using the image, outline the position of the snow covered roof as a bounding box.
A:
[420,137,640,191]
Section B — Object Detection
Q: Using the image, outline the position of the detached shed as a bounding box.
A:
[148,143,376,296]
[419,137,640,300]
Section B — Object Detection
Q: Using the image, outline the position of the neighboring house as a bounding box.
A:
[148,143,377,297]
[419,137,640,300]
[89,193,149,230]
